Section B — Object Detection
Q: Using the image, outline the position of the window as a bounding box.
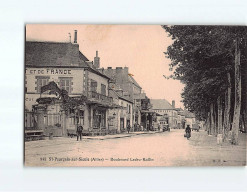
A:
[90,79,97,92]
[101,84,106,95]
[68,109,84,125]
[36,76,49,93]
[59,77,72,93]
[93,109,106,128]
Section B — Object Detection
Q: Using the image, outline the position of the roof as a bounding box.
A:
[79,51,89,61]
[87,66,111,80]
[26,41,111,80]
[109,89,133,104]
[25,41,89,67]
[128,75,142,89]
[150,99,174,110]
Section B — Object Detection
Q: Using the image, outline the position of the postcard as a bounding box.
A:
[24,24,246,166]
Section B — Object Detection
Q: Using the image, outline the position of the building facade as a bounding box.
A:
[108,89,133,133]
[150,99,178,129]
[25,37,115,136]
[100,67,153,130]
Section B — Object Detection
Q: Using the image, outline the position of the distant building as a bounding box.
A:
[150,99,178,128]
[108,88,133,133]
[99,67,154,130]
[183,110,196,128]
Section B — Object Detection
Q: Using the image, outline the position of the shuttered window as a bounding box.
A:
[59,77,73,93]
[90,79,97,92]
[36,76,49,93]
[101,84,106,95]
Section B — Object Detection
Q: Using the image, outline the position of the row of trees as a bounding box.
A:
[162,25,247,144]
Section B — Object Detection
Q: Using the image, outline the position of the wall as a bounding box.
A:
[185,118,193,127]
[119,98,133,129]
[88,71,109,95]
[25,67,84,111]
[153,109,178,128]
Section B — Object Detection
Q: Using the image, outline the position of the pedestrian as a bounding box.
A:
[77,124,83,141]
[127,124,131,134]
[134,122,137,131]
[185,125,191,140]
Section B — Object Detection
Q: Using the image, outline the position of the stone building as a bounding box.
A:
[108,88,133,133]
[99,67,153,130]
[25,32,116,136]
[150,99,178,129]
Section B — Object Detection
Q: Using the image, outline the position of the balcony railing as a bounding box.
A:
[88,91,113,104]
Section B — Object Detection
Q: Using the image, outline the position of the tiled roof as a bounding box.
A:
[25,41,88,67]
[109,89,133,103]
[79,51,89,61]
[150,99,174,110]
[128,75,142,89]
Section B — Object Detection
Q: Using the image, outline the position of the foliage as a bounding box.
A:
[162,25,247,120]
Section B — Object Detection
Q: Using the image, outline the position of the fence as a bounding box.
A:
[24,111,36,130]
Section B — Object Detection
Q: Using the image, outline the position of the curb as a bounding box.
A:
[83,131,163,140]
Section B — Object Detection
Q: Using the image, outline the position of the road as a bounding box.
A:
[25,129,246,166]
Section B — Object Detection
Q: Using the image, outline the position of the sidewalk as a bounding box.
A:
[25,130,164,150]
[185,130,247,166]
[72,130,162,140]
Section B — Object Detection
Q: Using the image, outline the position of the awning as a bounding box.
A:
[87,100,121,109]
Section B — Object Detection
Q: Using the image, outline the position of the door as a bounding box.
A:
[120,118,124,130]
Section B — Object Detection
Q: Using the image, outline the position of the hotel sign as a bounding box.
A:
[26,68,72,75]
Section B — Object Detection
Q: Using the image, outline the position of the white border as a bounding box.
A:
[0,0,246,192]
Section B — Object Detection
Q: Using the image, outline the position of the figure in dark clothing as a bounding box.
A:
[185,125,191,140]
[127,124,131,134]
[77,125,83,141]
[134,123,137,131]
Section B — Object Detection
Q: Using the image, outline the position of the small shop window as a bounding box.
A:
[68,109,84,125]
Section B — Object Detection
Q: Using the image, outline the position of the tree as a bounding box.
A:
[162,25,246,144]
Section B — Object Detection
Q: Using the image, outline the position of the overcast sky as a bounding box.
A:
[26,24,185,108]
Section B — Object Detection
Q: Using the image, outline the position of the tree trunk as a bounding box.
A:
[217,96,223,134]
[207,112,211,135]
[241,38,247,133]
[223,73,231,141]
[210,103,214,135]
[214,103,217,136]
[231,38,241,145]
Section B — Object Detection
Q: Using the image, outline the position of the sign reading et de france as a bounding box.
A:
[26,68,72,75]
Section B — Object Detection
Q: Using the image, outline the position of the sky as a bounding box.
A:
[26,24,185,108]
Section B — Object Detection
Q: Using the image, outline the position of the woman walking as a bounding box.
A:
[185,125,191,140]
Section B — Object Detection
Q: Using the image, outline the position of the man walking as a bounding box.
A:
[127,124,131,134]
[77,124,83,141]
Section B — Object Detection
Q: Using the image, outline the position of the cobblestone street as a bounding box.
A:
[25,130,246,167]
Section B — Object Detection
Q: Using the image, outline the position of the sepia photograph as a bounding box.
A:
[24,24,247,167]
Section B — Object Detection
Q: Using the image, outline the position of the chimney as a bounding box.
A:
[172,100,175,108]
[74,30,77,44]
[94,50,100,68]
